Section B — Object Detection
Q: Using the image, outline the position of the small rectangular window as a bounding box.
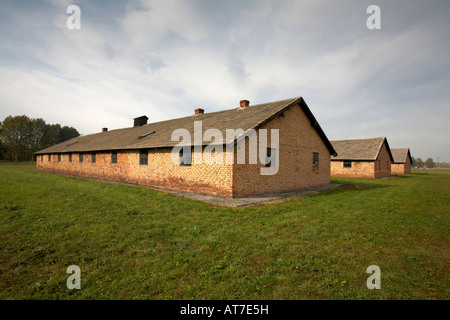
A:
[58,154,61,162]
[69,153,72,162]
[91,153,96,163]
[344,160,352,168]
[40,155,43,162]
[313,152,319,168]
[79,153,83,163]
[48,154,51,161]
[139,149,148,165]
[111,151,117,164]
[179,148,192,166]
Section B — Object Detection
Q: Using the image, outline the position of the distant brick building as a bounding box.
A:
[391,148,412,174]
[330,137,394,178]
[35,97,337,198]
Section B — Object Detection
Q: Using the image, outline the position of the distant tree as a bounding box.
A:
[41,123,61,149]
[0,115,80,162]
[41,124,80,149]
[0,124,4,160]
[0,115,31,162]
[0,121,3,160]
[415,157,424,168]
[29,118,46,150]
[425,158,435,168]
[0,141,4,160]
[22,118,46,161]
[59,126,80,144]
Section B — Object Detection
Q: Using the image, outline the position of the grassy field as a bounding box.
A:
[0,162,448,300]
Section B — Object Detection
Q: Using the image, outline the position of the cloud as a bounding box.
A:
[0,0,449,161]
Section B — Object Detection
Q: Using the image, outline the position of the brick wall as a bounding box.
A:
[392,158,411,174]
[374,142,391,178]
[330,160,375,178]
[232,105,331,197]
[36,148,234,197]
[391,163,404,174]
[405,158,411,174]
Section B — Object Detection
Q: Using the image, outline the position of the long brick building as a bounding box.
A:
[391,148,412,174]
[35,97,337,198]
[330,137,394,178]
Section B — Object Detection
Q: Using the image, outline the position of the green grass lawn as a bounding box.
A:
[0,162,448,299]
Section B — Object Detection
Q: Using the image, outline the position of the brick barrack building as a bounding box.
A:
[391,148,412,174]
[330,137,394,178]
[35,97,337,198]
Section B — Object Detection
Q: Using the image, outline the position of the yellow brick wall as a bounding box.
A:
[232,104,331,197]
[126,148,234,196]
[374,142,391,178]
[330,160,375,178]
[392,157,411,174]
[405,158,411,174]
[36,148,234,197]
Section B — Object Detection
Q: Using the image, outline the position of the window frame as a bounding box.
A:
[111,151,117,164]
[91,153,96,163]
[69,153,72,163]
[79,153,83,163]
[313,152,319,168]
[343,160,352,168]
[58,154,61,162]
[179,147,192,167]
[48,154,51,161]
[139,149,148,165]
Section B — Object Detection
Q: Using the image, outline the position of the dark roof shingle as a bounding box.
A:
[35,97,337,156]
[330,137,394,161]
[391,148,412,164]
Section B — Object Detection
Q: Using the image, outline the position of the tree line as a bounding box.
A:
[412,157,449,169]
[0,115,80,162]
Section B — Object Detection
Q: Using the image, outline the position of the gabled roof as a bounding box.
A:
[391,148,412,164]
[330,137,394,162]
[35,97,337,156]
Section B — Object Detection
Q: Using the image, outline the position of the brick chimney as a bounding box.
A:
[240,100,250,108]
[195,108,204,115]
[102,128,108,132]
[134,115,148,127]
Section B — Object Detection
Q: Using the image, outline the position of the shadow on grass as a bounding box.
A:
[0,161,35,166]
[410,172,430,176]
[391,174,414,179]
[307,182,392,201]
[329,180,392,193]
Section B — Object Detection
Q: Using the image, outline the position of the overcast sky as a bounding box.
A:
[0,0,449,161]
